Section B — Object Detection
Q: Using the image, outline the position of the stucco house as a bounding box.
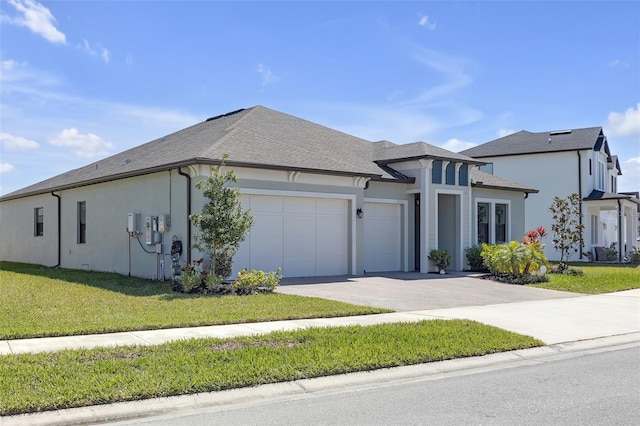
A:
[0,106,537,279]
[460,127,640,262]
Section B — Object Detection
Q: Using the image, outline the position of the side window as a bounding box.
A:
[432,160,442,184]
[458,164,468,186]
[78,201,86,244]
[34,207,44,236]
[477,202,490,244]
[495,204,508,244]
[445,162,455,185]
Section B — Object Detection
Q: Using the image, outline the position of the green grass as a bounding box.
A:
[0,319,543,415]
[529,263,640,294]
[0,262,391,340]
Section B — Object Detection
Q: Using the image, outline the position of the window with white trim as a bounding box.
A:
[597,159,606,191]
[77,201,86,244]
[476,201,509,245]
[34,207,43,237]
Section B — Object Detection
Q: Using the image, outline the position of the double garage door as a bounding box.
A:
[233,195,349,277]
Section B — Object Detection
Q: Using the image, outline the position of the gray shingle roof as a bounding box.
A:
[459,127,604,158]
[470,168,538,193]
[373,141,485,165]
[1,106,514,201]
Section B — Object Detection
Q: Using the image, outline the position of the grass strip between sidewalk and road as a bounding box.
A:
[0,319,543,416]
[0,262,391,340]
[529,263,640,294]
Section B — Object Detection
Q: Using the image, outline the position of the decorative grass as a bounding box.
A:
[0,262,391,340]
[0,320,543,415]
[529,263,640,294]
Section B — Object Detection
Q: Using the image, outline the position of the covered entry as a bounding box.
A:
[234,195,349,277]
[437,193,462,271]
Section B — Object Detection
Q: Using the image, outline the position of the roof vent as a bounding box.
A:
[123,158,132,165]
[205,108,246,122]
[549,130,572,136]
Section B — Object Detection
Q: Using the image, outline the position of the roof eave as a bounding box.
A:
[377,155,485,166]
[471,182,539,194]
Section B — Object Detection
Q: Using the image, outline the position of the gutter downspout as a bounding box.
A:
[51,191,61,268]
[177,167,192,264]
[577,151,583,260]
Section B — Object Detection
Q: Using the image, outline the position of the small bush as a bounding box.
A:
[428,249,452,271]
[232,268,282,295]
[628,247,640,264]
[465,245,486,271]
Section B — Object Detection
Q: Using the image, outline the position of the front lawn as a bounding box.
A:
[0,319,543,415]
[529,263,640,294]
[0,262,391,340]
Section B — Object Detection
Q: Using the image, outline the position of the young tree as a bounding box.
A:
[190,155,253,279]
[549,193,584,271]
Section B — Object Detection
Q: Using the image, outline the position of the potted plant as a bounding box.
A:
[428,249,452,274]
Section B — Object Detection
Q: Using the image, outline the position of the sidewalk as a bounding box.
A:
[2,289,639,355]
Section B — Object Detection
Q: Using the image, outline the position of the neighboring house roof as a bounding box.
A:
[470,169,539,194]
[585,190,640,206]
[2,106,492,201]
[459,126,607,158]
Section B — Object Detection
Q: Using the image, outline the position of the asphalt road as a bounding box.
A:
[111,344,640,426]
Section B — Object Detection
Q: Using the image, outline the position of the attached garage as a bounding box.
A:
[364,202,402,272]
[233,195,350,277]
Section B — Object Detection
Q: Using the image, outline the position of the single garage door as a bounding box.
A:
[364,202,401,272]
[233,195,349,277]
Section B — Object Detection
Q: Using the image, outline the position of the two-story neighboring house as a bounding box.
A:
[460,127,640,262]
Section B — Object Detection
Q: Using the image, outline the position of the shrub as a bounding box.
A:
[232,268,282,295]
[628,247,640,264]
[604,242,619,261]
[428,249,452,271]
[465,245,486,271]
[481,241,548,280]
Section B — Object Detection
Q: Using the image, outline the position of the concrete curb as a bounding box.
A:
[4,332,638,426]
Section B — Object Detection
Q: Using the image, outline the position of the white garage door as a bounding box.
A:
[233,195,349,277]
[364,202,401,272]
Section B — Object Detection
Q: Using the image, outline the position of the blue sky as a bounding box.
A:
[1,0,639,196]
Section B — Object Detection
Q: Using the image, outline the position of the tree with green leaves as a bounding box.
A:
[549,193,584,271]
[190,155,253,279]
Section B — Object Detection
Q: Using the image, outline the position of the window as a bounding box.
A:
[611,176,616,193]
[476,201,509,245]
[445,162,455,185]
[77,201,86,244]
[477,202,490,244]
[495,204,507,244]
[589,159,592,175]
[34,207,43,236]
[597,159,605,191]
[458,164,469,186]
[432,160,442,184]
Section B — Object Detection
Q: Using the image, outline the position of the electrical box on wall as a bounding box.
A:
[127,212,141,233]
[158,214,170,233]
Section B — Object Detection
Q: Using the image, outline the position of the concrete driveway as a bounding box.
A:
[276,272,579,311]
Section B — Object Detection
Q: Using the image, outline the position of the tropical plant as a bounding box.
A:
[232,268,282,295]
[190,154,254,280]
[428,249,452,272]
[549,193,584,271]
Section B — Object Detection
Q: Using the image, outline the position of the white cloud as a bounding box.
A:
[257,63,279,87]
[0,163,17,174]
[608,59,629,68]
[606,103,640,137]
[418,14,436,30]
[0,132,40,151]
[2,0,66,44]
[440,138,476,152]
[619,157,640,193]
[78,39,110,64]
[497,128,516,137]
[49,128,114,158]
